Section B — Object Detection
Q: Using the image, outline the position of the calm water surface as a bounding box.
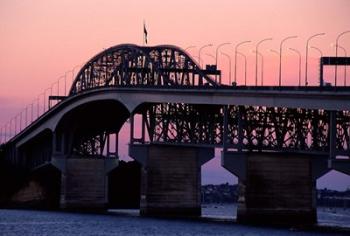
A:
[0,204,349,236]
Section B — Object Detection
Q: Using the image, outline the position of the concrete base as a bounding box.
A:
[130,144,214,217]
[7,164,61,209]
[56,157,118,211]
[223,152,319,226]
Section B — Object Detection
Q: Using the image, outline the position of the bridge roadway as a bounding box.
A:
[7,85,350,147]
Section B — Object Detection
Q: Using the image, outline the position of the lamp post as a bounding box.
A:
[310,46,323,86]
[205,53,215,61]
[4,124,7,142]
[6,123,9,142]
[234,40,251,84]
[25,106,28,127]
[36,97,40,119]
[221,52,232,85]
[30,102,34,123]
[0,126,3,144]
[215,43,231,84]
[255,38,272,86]
[338,45,347,86]
[64,72,69,96]
[9,118,13,139]
[289,48,302,86]
[185,45,196,52]
[44,88,52,112]
[279,35,298,87]
[335,31,350,86]
[305,33,325,86]
[270,49,280,85]
[198,44,213,68]
[310,46,323,57]
[270,49,279,56]
[236,52,247,86]
[70,64,82,93]
[332,44,348,86]
[192,55,200,60]
[253,50,264,86]
[19,112,22,132]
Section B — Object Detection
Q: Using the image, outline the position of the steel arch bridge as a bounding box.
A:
[1,43,350,226]
[1,44,350,171]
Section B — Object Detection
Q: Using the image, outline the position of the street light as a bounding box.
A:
[25,106,28,127]
[332,44,347,86]
[14,116,18,135]
[3,124,6,142]
[70,64,83,93]
[234,40,251,84]
[255,38,272,86]
[270,49,280,85]
[279,35,298,87]
[215,43,231,84]
[289,48,302,86]
[253,50,264,86]
[30,102,34,123]
[9,118,14,139]
[310,46,323,87]
[198,44,213,68]
[221,52,232,85]
[205,53,216,63]
[19,110,23,132]
[185,45,196,51]
[305,33,325,86]
[237,52,247,86]
[338,45,347,86]
[335,31,350,86]
[310,46,323,57]
[270,49,279,55]
[64,72,70,96]
[0,126,3,144]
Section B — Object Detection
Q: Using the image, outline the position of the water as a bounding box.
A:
[0,205,349,236]
[202,204,350,227]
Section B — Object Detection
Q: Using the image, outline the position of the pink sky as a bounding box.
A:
[1,0,350,189]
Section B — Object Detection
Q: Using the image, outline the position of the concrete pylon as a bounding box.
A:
[222,151,330,226]
[52,155,118,211]
[129,144,214,217]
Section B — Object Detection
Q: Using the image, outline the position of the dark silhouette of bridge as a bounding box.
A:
[0,44,350,226]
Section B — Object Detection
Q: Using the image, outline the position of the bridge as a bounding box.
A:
[0,44,350,226]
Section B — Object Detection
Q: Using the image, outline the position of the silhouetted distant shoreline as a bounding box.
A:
[202,183,350,208]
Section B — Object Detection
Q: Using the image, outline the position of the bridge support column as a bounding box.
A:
[222,152,328,226]
[129,144,214,217]
[52,156,118,211]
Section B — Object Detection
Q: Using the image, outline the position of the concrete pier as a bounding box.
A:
[53,156,118,211]
[130,144,214,217]
[222,152,327,226]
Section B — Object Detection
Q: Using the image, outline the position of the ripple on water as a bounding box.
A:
[0,206,349,236]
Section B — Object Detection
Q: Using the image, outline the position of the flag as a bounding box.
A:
[143,21,148,44]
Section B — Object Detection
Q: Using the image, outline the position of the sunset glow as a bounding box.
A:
[1,0,350,189]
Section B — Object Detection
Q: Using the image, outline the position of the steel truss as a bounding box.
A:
[133,103,350,156]
[69,131,119,158]
[69,44,220,95]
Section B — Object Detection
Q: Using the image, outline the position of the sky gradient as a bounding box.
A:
[1,0,350,189]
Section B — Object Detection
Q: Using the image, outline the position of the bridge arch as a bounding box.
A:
[69,44,217,95]
[54,99,130,156]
